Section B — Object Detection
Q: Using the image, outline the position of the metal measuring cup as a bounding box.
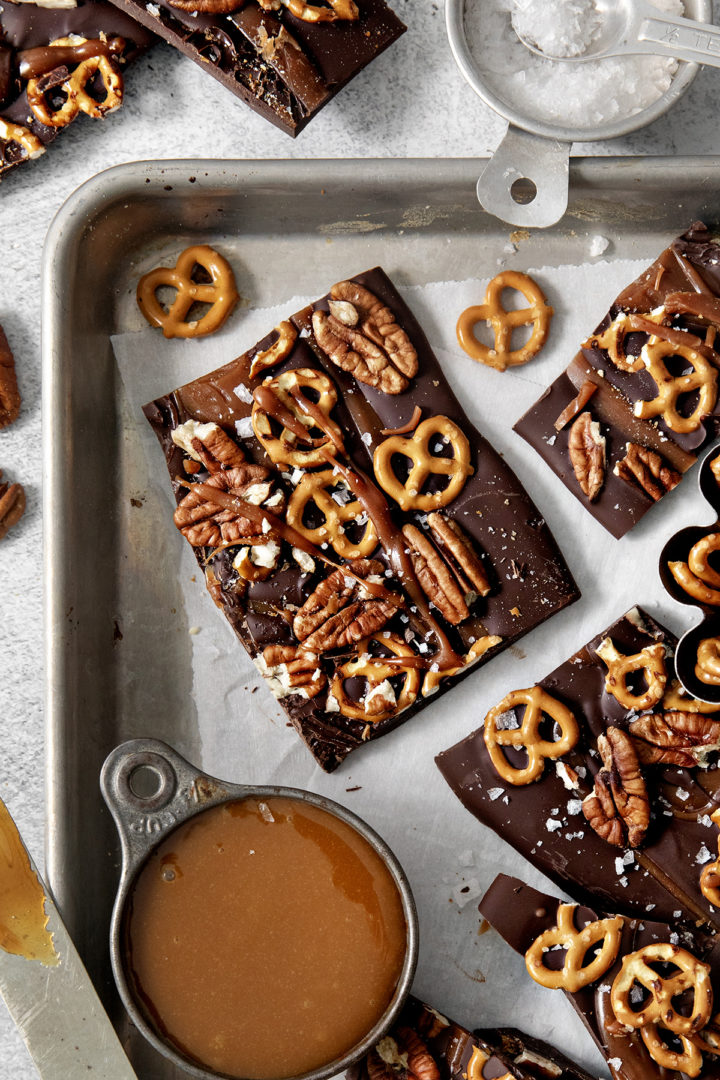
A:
[101,739,419,1080]
[445,0,711,227]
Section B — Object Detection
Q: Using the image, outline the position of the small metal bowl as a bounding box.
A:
[446,0,711,226]
[101,739,419,1080]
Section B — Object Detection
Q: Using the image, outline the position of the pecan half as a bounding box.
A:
[568,411,605,501]
[259,644,326,700]
[171,419,246,472]
[629,711,720,767]
[293,558,396,652]
[0,472,25,540]
[582,726,650,848]
[402,523,469,625]
[396,1028,440,1080]
[427,511,491,598]
[614,442,682,502]
[312,280,418,395]
[0,325,19,429]
[174,464,284,547]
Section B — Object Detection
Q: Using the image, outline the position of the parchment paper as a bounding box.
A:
[111,260,717,1079]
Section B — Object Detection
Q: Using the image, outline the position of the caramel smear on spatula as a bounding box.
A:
[0,798,57,965]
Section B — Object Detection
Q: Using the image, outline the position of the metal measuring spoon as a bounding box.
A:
[514,0,720,65]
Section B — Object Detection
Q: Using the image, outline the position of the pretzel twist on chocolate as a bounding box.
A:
[26,37,124,128]
[286,469,378,559]
[525,904,623,992]
[483,686,579,786]
[595,637,667,711]
[330,634,421,721]
[373,416,473,512]
[252,368,344,467]
[611,943,713,1035]
[634,338,717,434]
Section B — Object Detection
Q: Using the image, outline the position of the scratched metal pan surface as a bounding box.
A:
[42,157,720,1080]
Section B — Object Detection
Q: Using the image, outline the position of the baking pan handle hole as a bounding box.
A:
[476,124,570,228]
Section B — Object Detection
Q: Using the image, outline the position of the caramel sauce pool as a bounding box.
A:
[125,796,407,1079]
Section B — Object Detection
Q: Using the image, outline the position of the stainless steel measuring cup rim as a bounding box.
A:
[101,738,419,1080]
[445,0,709,143]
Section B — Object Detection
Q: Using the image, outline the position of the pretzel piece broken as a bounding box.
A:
[525,904,623,992]
[137,244,239,339]
[595,637,667,711]
[483,686,579,786]
[0,118,45,162]
[456,271,553,372]
[26,36,124,128]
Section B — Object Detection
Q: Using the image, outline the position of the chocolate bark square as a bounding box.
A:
[347,995,597,1080]
[0,0,155,176]
[480,873,720,1080]
[437,605,720,929]
[103,0,405,136]
[514,223,720,539]
[144,265,578,770]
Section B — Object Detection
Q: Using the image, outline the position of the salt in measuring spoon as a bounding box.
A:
[514,0,720,65]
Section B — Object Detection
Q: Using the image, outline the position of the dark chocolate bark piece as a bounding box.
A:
[144,265,579,771]
[103,0,405,136]
[479,873,720,1080]
[0,0,155,177]
[514,223,720,539]
[347,995,596,1080]
[437,605,720,929]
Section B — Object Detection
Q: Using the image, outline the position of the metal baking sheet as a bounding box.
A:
[42,157,720,1080]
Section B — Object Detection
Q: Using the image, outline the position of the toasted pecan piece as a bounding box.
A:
[293,558,395,651]
[0,471,25,540]
[614,442,682,502]
[582,726,649,849]
[568,411,605,502]
[427,511,491,597]
[402,524,469,625]
[260,644,326,700]
[629,711,720,767]
[171,419,246,473]
[174,464,283,547]
[0,325,19,430]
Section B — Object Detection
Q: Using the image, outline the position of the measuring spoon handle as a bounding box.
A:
[635,3,720,67]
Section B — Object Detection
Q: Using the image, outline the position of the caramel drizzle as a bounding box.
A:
[258,381,462,670]
[664,291,720,327]
[380,405,422,436]
[553,380,597,432]
[626,313,706,352]
[18,36,125,79]
[175,477,402,609]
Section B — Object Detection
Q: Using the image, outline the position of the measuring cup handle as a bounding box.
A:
[641,12,720,67]
[100,738,233,866]
[476,125,570,228]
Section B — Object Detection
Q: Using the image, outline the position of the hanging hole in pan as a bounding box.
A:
[128,764,165,800]
[510,177,537,205]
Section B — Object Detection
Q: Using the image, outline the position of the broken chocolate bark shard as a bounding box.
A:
[514,223,720,540]
[144,265,578,771]
[479,873,720,1080]
[103,0,405,136]
[346,995,597,1080]
[0,0,155,177]
[436,604,720,929]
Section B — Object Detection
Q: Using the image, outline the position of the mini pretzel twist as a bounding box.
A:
[595,637,667,711]
[582,311,666,373]
[482,686,579,786]
[421,635,502,697]
[456,271,553,371]
[696,637,720,686]
[640,1023,703,1076]
[26,37,124,129]
[373,416,473,512]
[330,634,421,722]
[258,0,358,21]
[251,368,344,467]
[669,533,720,606]
[0,118,45,161]
[700,838,720,908]
[611,943,713,1035]
[633,338,718,434]
[525,904,624,992]
[136,244,238,339]
[286,469,378,560]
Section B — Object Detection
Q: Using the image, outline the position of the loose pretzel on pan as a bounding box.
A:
[696,637,720,686]
[373,415,473,512]
[456,271,553,371]
[136,244,238,339]
[611,943,713,1035]
[595,637,667,711]
[525,904,623,992]
[483,686,579,786]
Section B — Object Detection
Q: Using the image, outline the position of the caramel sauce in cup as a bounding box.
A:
[102,741,417,1080]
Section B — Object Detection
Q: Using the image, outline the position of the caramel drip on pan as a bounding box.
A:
[0,799,57,966]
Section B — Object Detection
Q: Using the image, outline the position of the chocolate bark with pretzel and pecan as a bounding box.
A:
[480,873,720,1080]
[347,995,596,1080]
[0,0,155,176]
[144,265,578,770]
[103,0,405,136]
[437,605,720,929]
[514,222,720,539]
